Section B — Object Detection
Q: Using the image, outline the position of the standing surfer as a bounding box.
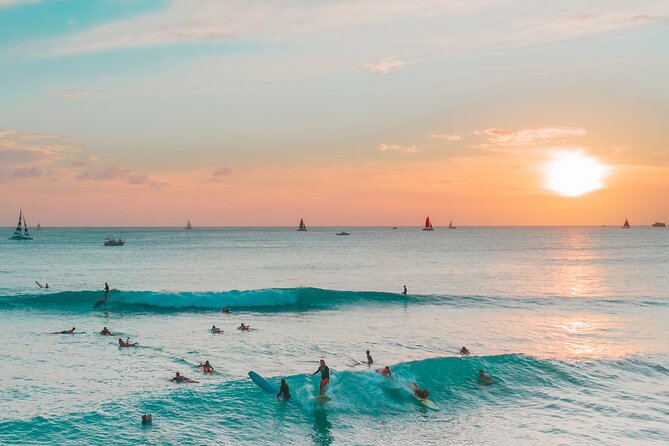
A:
[311,359,330,396]
[277,379,291,401]
[402,285,407,295]
[103,282,110,299]
[366,350,373,365]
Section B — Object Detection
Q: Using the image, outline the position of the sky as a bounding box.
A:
[1,0,668,227]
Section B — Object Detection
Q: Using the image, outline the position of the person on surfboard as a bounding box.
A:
[100,327,112,336]
[171,372,198,383]
[44,283,49,289]
[211,325,223,334]
[53,327,76,334]
[311,359,330,396]
[277,379,291,401]
[402,285,407,295]
[460,346,470,356]
[377,366,392,377]
[103,282,110,299]
[198,361,214,374]
[479,370,494,383]
[118,337,138,347]
[238,323,249,331]
[366,350,373,365]
[410,383,429,399]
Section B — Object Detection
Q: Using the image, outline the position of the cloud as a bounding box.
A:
[0,128,83,169]
[377,143,422,154]
[0,0,39,7]
[49,88,89,100]
[212,167,233,177]
[364,57,409,75]
[476,127,587,152]
[429,133,463,141]
[78,165,163,187]
[11,166,43,177]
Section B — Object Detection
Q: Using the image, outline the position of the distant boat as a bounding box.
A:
[392,226,398,230]
[423,216,434,231]
[621,218,630,229]
[652,222,666,227]
[104,237,125,246]
[297,218,307,231]
[336,231,350,236]
[448,220,456,229]
[9,210,33,240]
[185,219,192,230]
[36,222,42,231]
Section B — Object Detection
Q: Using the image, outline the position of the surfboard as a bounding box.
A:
[315,396,332,403]
[346,355,364,365]
[415,396,438,410]
[248,371,278,395]
[35,281,44,288]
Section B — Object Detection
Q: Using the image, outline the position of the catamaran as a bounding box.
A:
[9,210,33,240]
[297,218,307,231]
[185,219,192,230]
[423,216,434,231]
[448,220,456,229]
[621,218,630,229]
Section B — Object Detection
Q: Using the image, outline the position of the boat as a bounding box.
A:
[422,216,434,231]
[185,219,192,230]
[104,237,125,246]
[336,231,350,236]
[621,218,630,229]
[392,226,398,230]
[448,220,456,229]
[36,222,42,231]
[297,218,307,231]
[652,222,666,227]
[9,210,33,240]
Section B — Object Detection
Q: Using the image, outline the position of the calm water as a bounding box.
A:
[0,227,668,445]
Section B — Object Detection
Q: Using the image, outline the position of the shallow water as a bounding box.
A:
[1,227,668,445]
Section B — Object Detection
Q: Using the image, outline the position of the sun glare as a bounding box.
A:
[544,151,610,197]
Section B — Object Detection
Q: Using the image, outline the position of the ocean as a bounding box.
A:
[0,226,667,445]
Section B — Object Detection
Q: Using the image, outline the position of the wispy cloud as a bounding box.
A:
[77,165,164,187]
[0,128,82,169]
[377,143,421,154]
[49,88,89,100]
[212,167,233,177]
[364,57,409,75]
[429,133,463,141]
[476,127,587,152]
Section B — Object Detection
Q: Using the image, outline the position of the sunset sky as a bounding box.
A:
[1,0,668,226]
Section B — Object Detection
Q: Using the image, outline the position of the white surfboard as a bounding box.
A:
[315,396,332,403]
[35,281,44,288]
[346,355,364,365]
[416,396,438,410]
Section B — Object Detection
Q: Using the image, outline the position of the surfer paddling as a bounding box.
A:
[118,337,138,347]
[277,379,291,401]
[479,370,494,383]
[198,361,214,374]
[171,372,198,383]
[238,323,250,331]
[377,366,392,377]
[53,327,76,334]
[100,327,112,336]
[311,359,330,396]
[210,325,223,334]
[410,383,429,399]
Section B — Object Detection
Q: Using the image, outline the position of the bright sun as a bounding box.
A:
[544,151,610,197]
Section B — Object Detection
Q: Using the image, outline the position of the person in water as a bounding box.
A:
[141,414,152,424]
[312,359,330,396]
[44,283,49,289]
[103,282,110,299]
[366,350,373,365]
[118,337,138,347]
[377,366,392,377]
[460,346,470,356]
[211,325,223,334]
[239,323,249,331]
[411,383,429,399]
[171,372,198,383]
[53,327,76,334]
[100,327,112,336]
[402,285,407,295]
[222,307,230,314]
[277,379,290,401]
[479,370,493,383]
[198,360,214,374]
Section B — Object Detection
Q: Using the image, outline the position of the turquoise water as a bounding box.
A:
[1,227,668,444]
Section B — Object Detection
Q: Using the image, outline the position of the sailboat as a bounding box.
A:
[36,222,42,231]
[448,220,456,229]
[422,216,434,231]
[9,210,33,240]
[621,218,630,229]
[185,219,192,230]
[297,218,307,231]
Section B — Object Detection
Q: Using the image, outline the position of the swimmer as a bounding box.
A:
[100,327,112,336]
[276,379,291,401]
[45,283,49,289]
[53,327,76,334]
[479,370,494,383]
[141,414,152,424]
[118,337,138,347]
[410,383,429,399]
[311,359,330,396]
[198,360,214,374]
[377,366,392,377]
[171,372,198,383]
[222,307,230,314]
[210,325,223,334]
[460,346,470,356]
[366,350,373,365]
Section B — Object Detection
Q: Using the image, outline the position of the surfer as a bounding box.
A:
[366,350,373,365]
[103,282,110,299]
[45,283,49,289]
[211,325,223,334]
[222,307,230,314]
[410,383,429,399]
[479,370,494,383]
[311,359,330,396]
[100,327,112,336]
[238,323,249,331]
[198,360,214,374]
[141,414,152,424]
[53,327,76,334]
[460,346,470,356]
[171,372,198,383]
[377,366,392,377]
[402,285,407,295]
[277,379,291,401]
[118,337,138,347]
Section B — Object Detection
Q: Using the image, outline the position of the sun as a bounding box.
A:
[544,151,610,197]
